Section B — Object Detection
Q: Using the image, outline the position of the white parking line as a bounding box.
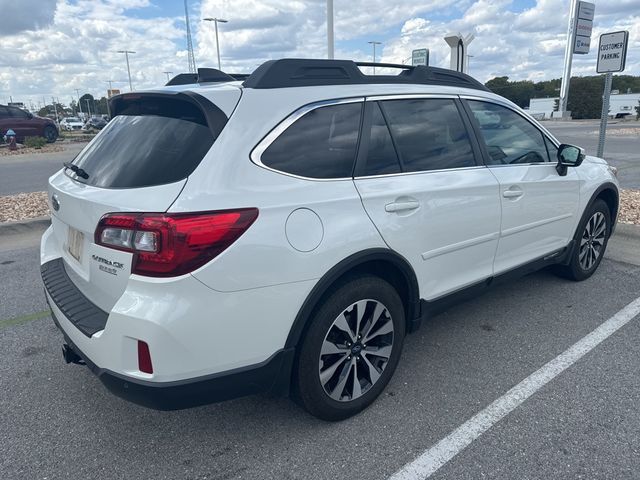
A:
[389,296,640,480]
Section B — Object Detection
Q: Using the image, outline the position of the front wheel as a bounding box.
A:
[295,275,405,421]
[554,199,611,281]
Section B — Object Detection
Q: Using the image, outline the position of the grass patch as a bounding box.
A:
[0,310,51,330]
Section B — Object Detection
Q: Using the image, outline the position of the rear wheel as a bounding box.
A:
[44,126,58,143]
[295,275,405,421]
[554,199,611,281]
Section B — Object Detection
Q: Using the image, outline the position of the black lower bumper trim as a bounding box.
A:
[49,309,295,410]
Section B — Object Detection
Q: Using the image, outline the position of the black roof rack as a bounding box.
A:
[242,59,489,92]
[165,68,249,86]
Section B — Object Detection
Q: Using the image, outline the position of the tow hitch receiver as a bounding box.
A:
[62,344,85,365]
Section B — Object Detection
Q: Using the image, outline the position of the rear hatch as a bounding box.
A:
[47,88,240,313]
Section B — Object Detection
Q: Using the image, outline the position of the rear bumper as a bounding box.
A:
[49,307,295,410]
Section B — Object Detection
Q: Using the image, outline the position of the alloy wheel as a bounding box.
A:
[579,211,606,271]
[318,299,394,402]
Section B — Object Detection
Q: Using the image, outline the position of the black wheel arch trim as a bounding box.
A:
[284,248,421,350]
[585,182,619,233]
[560,181,619,266]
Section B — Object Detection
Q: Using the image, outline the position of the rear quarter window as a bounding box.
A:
[259,102,362,179]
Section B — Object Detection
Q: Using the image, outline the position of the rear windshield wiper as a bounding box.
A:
[63,162,89,179]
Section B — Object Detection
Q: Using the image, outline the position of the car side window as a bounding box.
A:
[545,136,559,162]
[8,108,28,119]
[467,101,550,165]
[380,98,476,173]
[361,102,401,176]
[261,102,362,179]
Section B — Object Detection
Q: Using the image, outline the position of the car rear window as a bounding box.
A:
[68,95,221,188]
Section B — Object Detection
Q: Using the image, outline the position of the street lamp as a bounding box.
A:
[368,41,382,74]
[117,50,136,91]
[163,71,174,82]
[203,18,228,70]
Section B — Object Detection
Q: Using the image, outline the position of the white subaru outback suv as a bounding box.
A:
[41,59,619,420]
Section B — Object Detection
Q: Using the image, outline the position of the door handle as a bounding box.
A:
[385,200,420,213]
[503,189,524,199]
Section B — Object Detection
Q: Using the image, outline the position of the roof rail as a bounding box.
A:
[165,68,248,86]
[242,59,489,91]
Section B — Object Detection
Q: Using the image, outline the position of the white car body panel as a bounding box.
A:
[489,164,581,274]
[355,167,501,300]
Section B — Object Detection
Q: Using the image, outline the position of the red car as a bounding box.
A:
[0,105,58,143]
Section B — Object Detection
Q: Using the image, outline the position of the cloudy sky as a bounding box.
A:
[0,0,638,109]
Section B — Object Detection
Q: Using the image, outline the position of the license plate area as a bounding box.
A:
[68,227,84,262]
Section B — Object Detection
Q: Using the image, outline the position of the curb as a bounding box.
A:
[0,216,51,236]
[614,222,640,239]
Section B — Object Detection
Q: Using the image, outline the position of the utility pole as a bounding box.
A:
[203,18,229,70]
[559,0,579,119]
[106,81,114,118]
[75,88,82,117]
[327,0,334,59]
[51,96,59,125]
[117,50,135,91]
[184,0,197,73]
[368,41,381,74]
[163,71,174,82]
[85,99,91,118]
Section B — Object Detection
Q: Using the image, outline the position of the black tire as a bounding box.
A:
[44,126,58,143]
[294,275,405,421]
[554,198,611,281]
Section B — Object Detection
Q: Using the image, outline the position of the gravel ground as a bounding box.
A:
[0,191,49,223]
[619,189,640,225]
[1,189,639,226]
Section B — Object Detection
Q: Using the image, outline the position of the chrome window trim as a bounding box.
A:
[365,93,459,102]
[459,94,562,150]
[250,97,365,182]
[354,165,486,180]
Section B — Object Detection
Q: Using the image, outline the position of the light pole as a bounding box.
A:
[117,50,136,91]
[85,99,91,118]
[368,41,381,74]
[327,0,334,59]
[203,18,228,70]
[163,71,174,82]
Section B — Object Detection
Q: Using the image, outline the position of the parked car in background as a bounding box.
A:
[60,117,84,131]
[0,105,58,143]
[83,116,108,130]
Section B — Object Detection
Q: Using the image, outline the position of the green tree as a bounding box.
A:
[79,93,95,116]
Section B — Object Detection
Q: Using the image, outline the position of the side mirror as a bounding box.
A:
[556,144,585,176]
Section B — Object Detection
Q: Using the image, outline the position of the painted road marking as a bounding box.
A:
[389,296,640,480]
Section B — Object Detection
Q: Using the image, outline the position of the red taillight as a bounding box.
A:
[137,340,153,374]
[95,209,259,277]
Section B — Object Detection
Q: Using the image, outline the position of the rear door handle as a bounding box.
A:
[385,200,420,213]
[503,189,524,199]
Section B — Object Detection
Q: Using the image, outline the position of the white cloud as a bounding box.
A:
[0,0,57,35]
[0,0,639,108]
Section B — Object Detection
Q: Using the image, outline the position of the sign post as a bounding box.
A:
[411,48,429,67]
[559,1,595,119]
[596,31,629,158]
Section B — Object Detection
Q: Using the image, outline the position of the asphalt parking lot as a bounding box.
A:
[1,224,640,479]
[544,120,640,189]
